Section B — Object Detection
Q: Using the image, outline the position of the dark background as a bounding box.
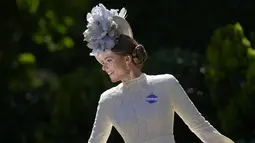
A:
[1,0,255,142]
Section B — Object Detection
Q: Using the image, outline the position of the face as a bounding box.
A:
[95,51,130,83]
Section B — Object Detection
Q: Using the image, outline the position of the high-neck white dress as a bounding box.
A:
[88,73,234,143]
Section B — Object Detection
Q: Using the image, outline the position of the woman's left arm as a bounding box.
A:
[167,75,234,143]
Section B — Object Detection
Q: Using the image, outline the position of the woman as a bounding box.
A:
[83,4,234,143]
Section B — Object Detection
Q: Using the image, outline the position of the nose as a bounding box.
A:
[101,64,107,71]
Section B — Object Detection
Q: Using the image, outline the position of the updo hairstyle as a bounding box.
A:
[111,35,148,69]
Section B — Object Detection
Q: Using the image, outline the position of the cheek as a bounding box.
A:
[113,62,126,74]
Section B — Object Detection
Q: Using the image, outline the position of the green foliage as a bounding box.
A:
[33,10,75,52]
[16,0,40,13]
[206,23,255,140]
[0,0,94,142]
[3,0,255,142]
[18,53,36,64]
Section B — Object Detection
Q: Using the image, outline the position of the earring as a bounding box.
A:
[126,64,129,70]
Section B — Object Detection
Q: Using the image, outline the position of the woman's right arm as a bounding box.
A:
[88,101,113,143]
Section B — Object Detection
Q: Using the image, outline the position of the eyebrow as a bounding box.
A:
[99,56,112,65]
[104,57,112,60]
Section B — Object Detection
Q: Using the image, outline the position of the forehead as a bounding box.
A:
[95,51,120,62]
[96,51,115,59]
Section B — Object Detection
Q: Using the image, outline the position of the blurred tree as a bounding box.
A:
[1,0,255,142]
[0,0,98,142]
[205,22,255,142]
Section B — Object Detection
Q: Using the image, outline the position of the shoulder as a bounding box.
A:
[146,73,179,84]
[98,85,121,104]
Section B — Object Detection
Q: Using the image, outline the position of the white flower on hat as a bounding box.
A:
[83,3,129,56]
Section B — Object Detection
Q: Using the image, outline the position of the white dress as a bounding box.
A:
[88,73,234,143]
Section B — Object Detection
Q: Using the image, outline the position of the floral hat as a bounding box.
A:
[83,4,133,56]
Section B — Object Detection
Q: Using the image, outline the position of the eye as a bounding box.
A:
[107,59,112,62]
[105,58,113,63]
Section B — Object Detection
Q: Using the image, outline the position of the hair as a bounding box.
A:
[111,34,148,69]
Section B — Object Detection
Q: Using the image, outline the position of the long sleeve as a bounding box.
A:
[88,101,113,143]
[168,75,234,143]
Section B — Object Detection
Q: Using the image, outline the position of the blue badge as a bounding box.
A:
[146,94,158,103]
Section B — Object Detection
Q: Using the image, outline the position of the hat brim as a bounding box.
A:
[112,16,133,38]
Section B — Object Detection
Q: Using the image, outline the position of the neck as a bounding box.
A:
[121,69,142,83]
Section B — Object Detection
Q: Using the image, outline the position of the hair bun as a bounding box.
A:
[132,45,148,66]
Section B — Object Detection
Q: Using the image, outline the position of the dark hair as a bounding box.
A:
[111,34,148,69]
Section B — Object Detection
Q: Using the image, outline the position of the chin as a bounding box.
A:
[110,79,119,83]
[110,77,120,83]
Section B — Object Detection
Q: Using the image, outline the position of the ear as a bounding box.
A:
[124,55,132,64]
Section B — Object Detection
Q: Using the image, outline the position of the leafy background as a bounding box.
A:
[1,0,255,142]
